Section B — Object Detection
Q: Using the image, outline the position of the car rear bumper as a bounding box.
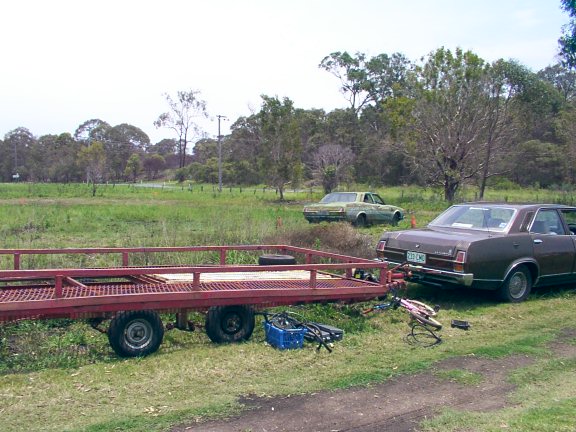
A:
[386,260,474,287]
[304,214,346,223]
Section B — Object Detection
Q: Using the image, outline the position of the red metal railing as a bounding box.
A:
[0,245,403,322]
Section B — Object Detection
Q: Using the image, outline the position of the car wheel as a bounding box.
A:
[354,214,367,227]
[391,213,401,226]
[498,265,532,303]
[205,305,255,343]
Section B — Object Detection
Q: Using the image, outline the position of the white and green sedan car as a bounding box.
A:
[303,192,404,226]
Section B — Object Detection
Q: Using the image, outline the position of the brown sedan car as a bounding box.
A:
[376,203,576,302]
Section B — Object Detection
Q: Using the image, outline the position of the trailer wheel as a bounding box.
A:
[258,254,296,265]
[108,310,164,357]
[205,305,255,343]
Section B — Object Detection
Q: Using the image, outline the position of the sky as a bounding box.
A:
[0,0,570,145]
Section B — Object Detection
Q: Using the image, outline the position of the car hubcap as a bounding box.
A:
[509,272,527,299]
[125,319,152,349]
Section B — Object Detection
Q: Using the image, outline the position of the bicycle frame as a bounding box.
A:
[362,290,442,330]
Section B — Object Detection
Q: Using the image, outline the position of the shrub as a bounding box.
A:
[265,222,376,259]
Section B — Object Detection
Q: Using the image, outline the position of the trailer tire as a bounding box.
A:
[108,310,164,357]
[258,254,296,265]
[205,305,255,343]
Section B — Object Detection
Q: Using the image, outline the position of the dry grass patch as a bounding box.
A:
[266,222,376,258]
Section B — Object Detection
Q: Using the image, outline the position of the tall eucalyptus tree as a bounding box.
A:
[407,48,491,201]
[559,0,576,68]
[154,90,208,168]
[258,95,302,200]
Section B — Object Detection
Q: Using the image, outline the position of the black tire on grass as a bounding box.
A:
[498,265,532,303]
[108,310,164,357]
[205,305,255,343]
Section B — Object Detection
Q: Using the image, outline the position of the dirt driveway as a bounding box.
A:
[172,329,576,432]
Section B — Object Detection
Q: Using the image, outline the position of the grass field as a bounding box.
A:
[0,183,575,431]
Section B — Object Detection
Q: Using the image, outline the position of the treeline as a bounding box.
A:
[0,120,178,185]
[2,47,576,201]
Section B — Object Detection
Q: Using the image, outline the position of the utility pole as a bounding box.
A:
[216,115,227,192]
[13,141,19,181]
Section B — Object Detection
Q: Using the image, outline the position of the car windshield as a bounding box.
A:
[429,205,516,232]
[320,193,357,204]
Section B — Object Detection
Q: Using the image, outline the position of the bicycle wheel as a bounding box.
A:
[404,300,442,330]
[406,300,437,316]
[408,311,442,330]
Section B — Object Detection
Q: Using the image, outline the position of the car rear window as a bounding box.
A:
[429,205,515,232]
[320,193,357,203]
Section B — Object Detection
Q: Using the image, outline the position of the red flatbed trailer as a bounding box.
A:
[0,245,405,356]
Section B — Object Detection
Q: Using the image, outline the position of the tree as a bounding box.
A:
[148,138,177,156]
[364,52,412,102]
[143,154,166,180]
[3,127,35,181]
[407,48,491,201]
[559,0,576,69]
[106,124,150,180]
[124,154,141,182]
[310,144,354,193]
[154,90,208,168]
[191,138,218,164]
[538,63,576,102]
[554,107,576,183]
[294,108,328,169]
[319,52,371,113]
[35,133,82,182]
[74,119,111,143]
[510,140,565,187]
[224,115,265,185]
[514,70,564,141]
[477,60,533,198]
[78,141,106,196]
[258,95,302,200]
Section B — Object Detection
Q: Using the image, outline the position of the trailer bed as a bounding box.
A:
[0,245,405,322]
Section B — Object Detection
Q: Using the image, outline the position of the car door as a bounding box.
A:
[361,193,377,223]
[559,208,576,274]
[530,209,576,285]
[370,193,392,223]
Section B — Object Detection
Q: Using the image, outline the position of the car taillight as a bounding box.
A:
[454,251,466,272]
[376,240,386,252]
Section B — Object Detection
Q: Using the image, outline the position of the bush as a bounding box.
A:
[487,176,520,191]
[173,167,190,183]
[265,222,376,259]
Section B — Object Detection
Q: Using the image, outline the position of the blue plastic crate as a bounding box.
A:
[264,322,307,350]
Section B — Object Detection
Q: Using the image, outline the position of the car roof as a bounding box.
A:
[456,202,576,211]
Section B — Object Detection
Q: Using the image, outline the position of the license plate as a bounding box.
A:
[407,251,426,264]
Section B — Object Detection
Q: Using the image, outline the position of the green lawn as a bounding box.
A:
[0,183,575,432]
